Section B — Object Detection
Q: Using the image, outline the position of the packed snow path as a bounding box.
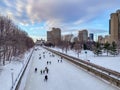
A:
[24,47,119,90]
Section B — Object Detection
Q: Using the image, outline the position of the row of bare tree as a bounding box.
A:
[0,15,34,65]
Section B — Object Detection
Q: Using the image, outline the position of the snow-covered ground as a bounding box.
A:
[51,47,120,72]
[24,47,119,90]
[1,46,120,90]
[0,49,33,90]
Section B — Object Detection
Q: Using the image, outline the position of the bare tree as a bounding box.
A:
[0,15,34,65]
[74,41,82,58]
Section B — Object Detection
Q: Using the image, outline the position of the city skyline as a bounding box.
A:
[0,0,120,40]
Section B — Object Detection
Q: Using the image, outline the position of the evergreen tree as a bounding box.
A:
[104,42,110,56]
[110,41,117,56]
[83,43,87,50]
[94,42,102,56]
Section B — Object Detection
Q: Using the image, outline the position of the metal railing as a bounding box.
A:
[10,48,35,90]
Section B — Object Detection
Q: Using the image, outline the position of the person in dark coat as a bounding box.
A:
[39,57,41,59]
[47,61,49,65]
[40,70,42,74]
[43,70,45,74]
[44,75,48,81]
[35,68,37,72]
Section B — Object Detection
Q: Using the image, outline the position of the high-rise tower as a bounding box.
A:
[109,10,120,43]
[78,29,88,43]
[47,27,61,45]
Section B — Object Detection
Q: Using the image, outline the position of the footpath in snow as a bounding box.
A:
[24,46,120,90]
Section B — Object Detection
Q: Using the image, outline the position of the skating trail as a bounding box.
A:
[24,47,119,90]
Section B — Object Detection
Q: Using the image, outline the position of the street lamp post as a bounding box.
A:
[11,69,14,88]
[85,51,87,60]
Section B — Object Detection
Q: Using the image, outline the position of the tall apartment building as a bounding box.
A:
[47,31,52,42]
[98,35,103,43]
[89,33,94,41]
[47,27,61,45]
[109,10,120,43]
[78,29,88,43]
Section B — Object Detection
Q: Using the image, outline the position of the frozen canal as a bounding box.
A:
[24,47,120,90]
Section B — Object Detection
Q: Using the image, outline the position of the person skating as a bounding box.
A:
[40,70,42,74]
[35,68,37,72]
[46,68,49,73]
[44,75,48,81]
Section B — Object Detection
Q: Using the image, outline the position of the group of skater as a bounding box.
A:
[49,53,55,57]
[34,67,49,81]
[47,61,51,65]
[34,49,64,82]
[37,51,52,81]
[58,59,62,63]
[39,51,47,60]
[40,67,49,74]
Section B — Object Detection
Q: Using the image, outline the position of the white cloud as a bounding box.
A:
[0,0,120,39]
[1,0,120,25]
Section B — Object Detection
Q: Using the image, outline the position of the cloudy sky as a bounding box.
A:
[0,0,120,40]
